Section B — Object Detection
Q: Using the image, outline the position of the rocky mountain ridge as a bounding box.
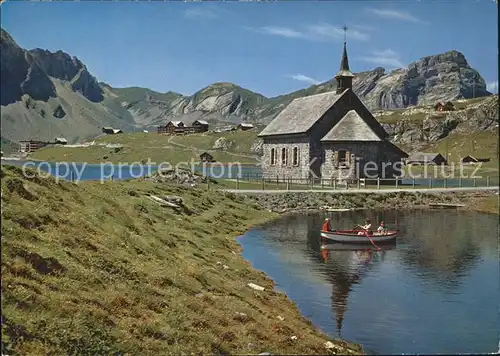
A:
[0,27,493,146]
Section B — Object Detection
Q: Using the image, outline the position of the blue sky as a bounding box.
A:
[2,0,498,97]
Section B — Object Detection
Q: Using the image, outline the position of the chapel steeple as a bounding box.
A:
[335,25,354,94]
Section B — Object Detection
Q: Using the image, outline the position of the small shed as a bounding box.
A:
[102,127,122,135]
[199,152,215,163]
[461,155,491,164]
[237,123,254,131]
[406,152,448,165]
[434,101,455,112]
[54,137,68,145]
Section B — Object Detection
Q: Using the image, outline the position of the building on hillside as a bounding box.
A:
[54,137,68,145]
[434,101,455,112]
[192,120,209,133]
[257,37,408,181]
[102,127,123,135]
[461,155,491,164]
[237,123,254,131]
[19,140,50,153]
[158,120,209,135]
[199,152,215,163]
[158,121,184,134]
[406,153,448,165]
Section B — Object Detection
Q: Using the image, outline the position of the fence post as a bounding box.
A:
[429,178,432,189]
[377,177,380,190]
[321,179,324,189]
[276,175,279,188]
[286,177,290,191]
[310,178,313,190]
[487,176,490,187]
[207,176,210,190]
[473,177,476,187]
[236,176,239,190]
[444,178,447,189]
[262,177,265,190]
[395,178,398,189]
[412,177,415,188]
[357,178,360,189]
[333,179,337,190]
[459,176,462,188]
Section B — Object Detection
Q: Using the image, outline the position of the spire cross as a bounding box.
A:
[342,25,348,43]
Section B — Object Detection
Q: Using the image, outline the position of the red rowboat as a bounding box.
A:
[320,229,398,243]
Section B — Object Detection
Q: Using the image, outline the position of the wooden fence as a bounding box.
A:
[208,174,499,191]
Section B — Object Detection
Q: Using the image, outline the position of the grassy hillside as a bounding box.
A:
[0,165,362,355]
[374,96,492,125]
[29,131,262,165]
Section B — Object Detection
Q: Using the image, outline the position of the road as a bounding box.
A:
[222,186,499,194]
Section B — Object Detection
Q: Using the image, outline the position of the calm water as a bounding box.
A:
[238,210,499,354]
[0,159,261,180]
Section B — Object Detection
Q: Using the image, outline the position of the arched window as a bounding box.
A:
[270,148,276,165]
[281,147,287,165]
[292,147,299,166]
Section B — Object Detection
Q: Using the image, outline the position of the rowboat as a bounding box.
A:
[320,229,398,243]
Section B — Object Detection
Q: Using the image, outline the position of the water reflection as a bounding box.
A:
[239,210,499,354]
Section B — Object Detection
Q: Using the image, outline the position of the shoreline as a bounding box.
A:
[244,190,499,216]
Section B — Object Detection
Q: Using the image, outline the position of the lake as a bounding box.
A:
[0,159,261,181]
[238,210,499,354]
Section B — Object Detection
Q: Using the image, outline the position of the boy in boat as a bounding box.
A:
[377,221,387,235]
[356,219,372,236]
[322,218,332,232]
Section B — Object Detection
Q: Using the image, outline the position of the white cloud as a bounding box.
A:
[288,74,321,85]
[255,26,305,39]
[183,7,217,19]
[306,23,369,41]
[487,80,498,93]
[359,49,405,69]
[247,23,369,42]
[365,8,428,24]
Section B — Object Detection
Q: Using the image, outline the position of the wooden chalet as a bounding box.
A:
[158,120,209,135]
[102,127,123,135]
[199,152,215,163]
[237,123,254,131]
[461,155,491,164]
[19,137,69,153]
[192,120,209,133]
[406,152,448,165]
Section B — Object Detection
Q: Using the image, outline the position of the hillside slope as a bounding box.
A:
[1,27,492,145]
[0,165,363,355]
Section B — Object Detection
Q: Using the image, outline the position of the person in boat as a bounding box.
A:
[377,221,388,235]
[322,218,332,232]
[355,219,372,236]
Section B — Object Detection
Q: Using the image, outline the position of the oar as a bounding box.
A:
[363,231,381,251]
